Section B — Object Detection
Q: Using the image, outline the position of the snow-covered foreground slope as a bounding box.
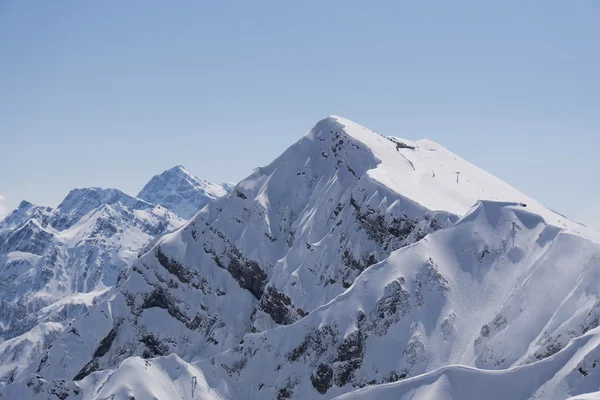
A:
[2,116,599,399]
[335,325,600,400]
[0,354,223,400]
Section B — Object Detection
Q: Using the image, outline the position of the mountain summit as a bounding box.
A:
[137,165,231,219]
[2,117,599,400]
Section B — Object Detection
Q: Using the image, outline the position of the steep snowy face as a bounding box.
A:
[187,201,600,399]
[14,201,600,400]
[137,165,232,219]
[333,321,600,400]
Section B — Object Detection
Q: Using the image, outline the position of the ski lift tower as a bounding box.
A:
[455,171,461,183]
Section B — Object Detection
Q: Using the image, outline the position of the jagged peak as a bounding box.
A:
[312,116,444,154]
[0,200,51,230]
[52,187,153,230]
[239,115,597,241]
[17,200,34,210]
[57,187,146,211]
[137,166,231,219]
[139,166,227,194]
[162,165,195,179]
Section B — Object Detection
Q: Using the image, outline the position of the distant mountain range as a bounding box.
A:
[0,166,231,385]
[1,117,599,400]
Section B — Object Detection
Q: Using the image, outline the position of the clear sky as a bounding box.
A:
[1,1,598,229]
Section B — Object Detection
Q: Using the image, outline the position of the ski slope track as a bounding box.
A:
[1,116,599,400]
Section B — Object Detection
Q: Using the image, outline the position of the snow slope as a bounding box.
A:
[185,199,598,399]
[2,116,599,399]
[334,116,593,239]
[335,325,600,400]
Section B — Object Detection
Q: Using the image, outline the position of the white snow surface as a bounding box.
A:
[1,116,599,400]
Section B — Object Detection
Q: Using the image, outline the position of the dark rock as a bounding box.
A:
[260,286,306,325]
[141,333,169,358]
[206,244,267,299]
[93,328,117,358]
[155,247,209,292]
[155,247,192,284]
[277,386,293,400]
[311,364,334,394]
[334,330,364,386]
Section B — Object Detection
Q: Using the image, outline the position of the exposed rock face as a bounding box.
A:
[259,286,307,325]
[311,363,334,394]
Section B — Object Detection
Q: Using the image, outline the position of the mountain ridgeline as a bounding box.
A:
[0,166,231,386]
[1,117,599,400]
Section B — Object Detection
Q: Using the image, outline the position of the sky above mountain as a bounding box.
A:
[0,1,598,228]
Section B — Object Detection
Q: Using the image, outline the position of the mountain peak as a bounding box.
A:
[17,200,34,210]
[54,187,151,230]
[164,164,191,176]
[137,166,232,219]
[301,116,595,240]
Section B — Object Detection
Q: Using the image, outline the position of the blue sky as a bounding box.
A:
[1,1,598,228]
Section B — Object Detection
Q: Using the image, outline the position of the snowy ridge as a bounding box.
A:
[1,117,599,399]
[332,116,595,240]
[335,325,600,400]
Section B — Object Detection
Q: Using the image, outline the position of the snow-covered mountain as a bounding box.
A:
[2,116,599,400]
[0,188,183,384]
[0,167,230,386]
[138,165,232,219]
